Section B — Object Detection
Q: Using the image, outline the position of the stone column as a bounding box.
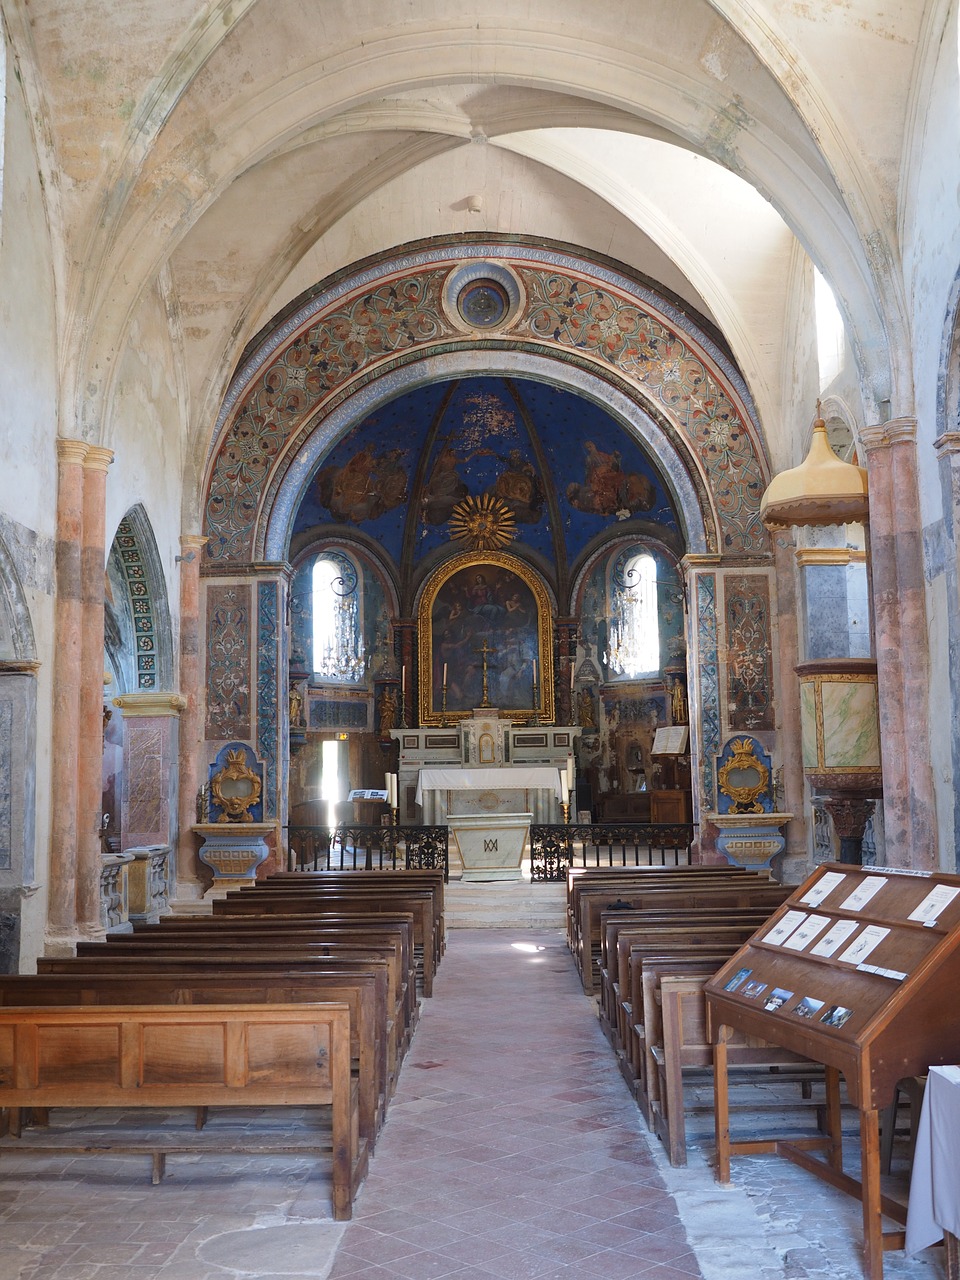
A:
[556,617,578,724]
[860,419,936,868]
[934,431,960,862]
[76,446,114,938]
[773,529,808,878]
[395,618,415,726]
[175,535,207,901]
[46,439,88,948]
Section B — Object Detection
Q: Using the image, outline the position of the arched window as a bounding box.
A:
[606,549,660,678]
[312,552,365,683]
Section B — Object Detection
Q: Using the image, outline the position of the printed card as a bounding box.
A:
[799,871,846,908]
[840,876,888,912]
[783,914,831,951]
[810,919,859,957]
[838,924,890,966]
[907,885,960,925]
[762,910,808,947]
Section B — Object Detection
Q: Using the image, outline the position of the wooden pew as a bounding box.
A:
[600,896,791,1048]
[566,866,768,983]
[78,916,416,1022]
[577,878,789,994]
[41,944,410,1078]
[256,870,446,956]
[653,973,819,1166]
[0,1003,363,1219]
[0,969,387,1150]
[566,866,763,956]
[213,891,439,996]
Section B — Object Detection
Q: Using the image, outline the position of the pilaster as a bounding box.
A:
[175,535,207,901]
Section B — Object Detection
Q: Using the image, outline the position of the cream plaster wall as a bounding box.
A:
[0,42,61,963]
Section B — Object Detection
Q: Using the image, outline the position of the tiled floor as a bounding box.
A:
[0,927,947,1279]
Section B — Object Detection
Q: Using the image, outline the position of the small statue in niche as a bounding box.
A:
[671,675,688,725]
[289,686,304,727]
[577,687,597,730]
[378,685,399,735]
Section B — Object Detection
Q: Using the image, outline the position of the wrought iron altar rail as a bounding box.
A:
[529,823,697,882]
[285,824,449,881]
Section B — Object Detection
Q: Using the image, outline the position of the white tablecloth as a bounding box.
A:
[906,1065,960,1253]
[415,766,563,805]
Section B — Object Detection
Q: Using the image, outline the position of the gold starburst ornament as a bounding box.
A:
[448,494,516,551]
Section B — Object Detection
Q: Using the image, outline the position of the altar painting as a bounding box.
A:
[420,553,553,724]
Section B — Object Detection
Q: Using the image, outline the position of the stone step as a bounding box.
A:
[445,874,566,929]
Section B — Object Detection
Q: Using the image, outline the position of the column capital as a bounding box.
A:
[113,692,187,717]
[860,417,917,452]
[56,438,89,466]
[179,534,209,554]
[934,431,960,459]
[83,446,115,473]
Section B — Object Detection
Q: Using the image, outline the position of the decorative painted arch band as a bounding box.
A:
[203,241,770,563]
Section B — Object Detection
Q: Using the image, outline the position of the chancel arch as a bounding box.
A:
[196,237,806,866]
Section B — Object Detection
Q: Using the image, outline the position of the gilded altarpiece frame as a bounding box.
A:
[418,552,554,726]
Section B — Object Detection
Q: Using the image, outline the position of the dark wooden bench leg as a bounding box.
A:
[152,1152,166,1184]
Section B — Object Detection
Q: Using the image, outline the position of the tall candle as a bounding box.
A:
[570,664,576,691]
[442,663,448,685]
[560,776,569,803]
[566,756,575,789]
[532,659,538,684]
[401,668,405,694]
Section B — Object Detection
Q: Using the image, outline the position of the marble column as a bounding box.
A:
[860,419,936,868]
[557,617,578,725]
[934,431,960,865]
[46,439,88,947]
[395,618,415,727]
[175,535,207,901]
[773,529,809,877]
[76,446,113,938]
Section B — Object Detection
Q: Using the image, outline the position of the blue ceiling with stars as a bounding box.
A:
[290,375,681,570]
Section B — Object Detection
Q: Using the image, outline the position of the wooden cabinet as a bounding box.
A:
[649,789,691,823]
[705,861,960,1280]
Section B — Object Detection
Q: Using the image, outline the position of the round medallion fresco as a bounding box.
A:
[457,278,511,328]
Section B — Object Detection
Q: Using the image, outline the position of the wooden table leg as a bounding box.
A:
[714,1024,731,1183]
[825,1065,843,1172]
[860,1106,884,1280]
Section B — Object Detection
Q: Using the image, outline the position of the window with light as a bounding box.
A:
[606,549,660,678]
[312,552,365,683]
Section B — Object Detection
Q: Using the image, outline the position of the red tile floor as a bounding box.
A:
[0,927,945,1279]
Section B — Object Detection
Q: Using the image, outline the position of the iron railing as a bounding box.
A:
[285,824,449,881]
[529,823,697,881]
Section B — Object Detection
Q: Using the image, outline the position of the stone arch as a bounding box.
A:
[202,240,767,566]
[105,506,174,694]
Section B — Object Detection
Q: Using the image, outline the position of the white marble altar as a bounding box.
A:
[447,812,532,880]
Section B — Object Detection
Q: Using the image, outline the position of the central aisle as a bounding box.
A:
[330,928,703,1279]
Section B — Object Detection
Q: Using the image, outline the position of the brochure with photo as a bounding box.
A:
[783,913,831,951]
[810,918,859,958]
[838,924,890,966]
[763,987,793,1011]
[820,1004,853,1029]
[793,995,825,1020]
[724,967,752,992]
[840,876,887,912]
[799,871,846,908]
[908,885,960,925]
[741,980,768,1000]
[762,910,808,947]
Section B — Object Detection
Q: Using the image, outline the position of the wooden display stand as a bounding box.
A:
[705,861,960,1280]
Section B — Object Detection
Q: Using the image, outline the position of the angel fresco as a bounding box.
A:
[491,449,544,523]
[566,439,656,517]
[316,444,408,524]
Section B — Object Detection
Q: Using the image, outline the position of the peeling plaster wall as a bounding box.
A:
[0,47,60,963]
[104,284,185,666]
[900,4,960,869]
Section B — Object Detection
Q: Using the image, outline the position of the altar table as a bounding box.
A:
[415,766,564,825]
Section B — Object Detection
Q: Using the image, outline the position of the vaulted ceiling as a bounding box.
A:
[4,0,933,497]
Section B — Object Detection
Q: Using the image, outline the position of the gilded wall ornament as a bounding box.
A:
[448,493,516,551]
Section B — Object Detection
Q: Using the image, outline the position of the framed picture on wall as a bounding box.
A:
[417,551,554,725]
